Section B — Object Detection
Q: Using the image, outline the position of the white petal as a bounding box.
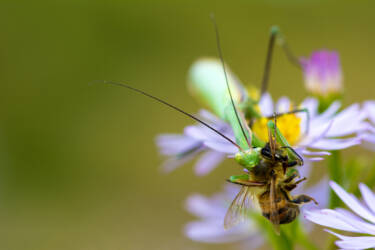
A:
[194,151,225,176]
[307,137,361,150]
[327,230,375,250]
[301,149,331,156]
[305,157,324,162]
[334,208,375,235]
[364,101,375,124]
[259,93,274,117]
[359,183,375,215]
[330,181,375,223]
[185,194,225,218]
[314,101,341,122]
[204,141,238,154]
[198,109,224,124]
[326,104,368,137]
[300,97,318,118]
[276,96,291,113]
[185,220,256,243]
[184,125,211,141]
[304,209,361,232]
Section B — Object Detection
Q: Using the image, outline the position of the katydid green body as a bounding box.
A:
[187,58,303,177]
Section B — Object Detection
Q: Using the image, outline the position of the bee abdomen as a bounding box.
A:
[278,205,299,224]
[262,204,300,224]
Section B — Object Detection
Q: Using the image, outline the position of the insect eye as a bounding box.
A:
[261,147,272,158]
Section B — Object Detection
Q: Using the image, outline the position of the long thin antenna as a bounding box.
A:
[105,81,242,151]
[277,32,302,69]
[260,26,278,96]
[210,14,251,148]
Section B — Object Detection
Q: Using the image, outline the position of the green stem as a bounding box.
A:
[328,151,342,208]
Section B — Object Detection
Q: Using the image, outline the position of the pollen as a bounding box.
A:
[251,114,301,145]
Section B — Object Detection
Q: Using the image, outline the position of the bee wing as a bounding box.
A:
[224,186,254,229]
[270,176,280,234]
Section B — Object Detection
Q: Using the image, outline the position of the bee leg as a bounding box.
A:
[291,194,318,205]
[283,173,299,184]
[282,160,298,174]
[227,179,266,187]
[294,177,307,185]
[284,177,307,191]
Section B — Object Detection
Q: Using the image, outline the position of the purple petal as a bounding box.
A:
[194,151,226,176]
[302,50,342,95]
[156,134,200,155]
[359,183,375,215]
[361,132,375,151]
[160,150,200,173]
[330,181,375,223]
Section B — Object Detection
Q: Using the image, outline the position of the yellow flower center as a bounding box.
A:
[251,114,302,146]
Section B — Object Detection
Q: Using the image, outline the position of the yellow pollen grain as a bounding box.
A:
[251,114,301,145]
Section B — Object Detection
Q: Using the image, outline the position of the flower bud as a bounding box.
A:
[301,50,343,111]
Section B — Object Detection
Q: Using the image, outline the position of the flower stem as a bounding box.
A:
[328,150,342,208]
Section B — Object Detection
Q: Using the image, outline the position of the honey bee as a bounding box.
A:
[224,123,318,233]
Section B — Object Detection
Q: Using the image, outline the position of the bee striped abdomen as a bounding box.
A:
[259,192,300,224]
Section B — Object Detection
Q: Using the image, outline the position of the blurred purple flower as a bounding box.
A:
[305,181,375,250]
[300,50,343,97]
[156,93,368,175]
[185,164,329,246]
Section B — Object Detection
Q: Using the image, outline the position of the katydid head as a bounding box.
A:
[234,148,261,170]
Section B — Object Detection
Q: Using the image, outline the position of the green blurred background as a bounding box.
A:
[1,0,374,249]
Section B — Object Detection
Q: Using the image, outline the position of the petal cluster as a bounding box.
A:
[305,181,375,249]
[156,94,367,175]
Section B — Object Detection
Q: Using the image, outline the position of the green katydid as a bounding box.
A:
[105,17,305,173]
[188,17,305,166]
[105,16,315,230]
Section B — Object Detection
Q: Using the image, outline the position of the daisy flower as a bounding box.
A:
[156,94,367,175]
[305,181,375,250]
[185,165,329,247]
